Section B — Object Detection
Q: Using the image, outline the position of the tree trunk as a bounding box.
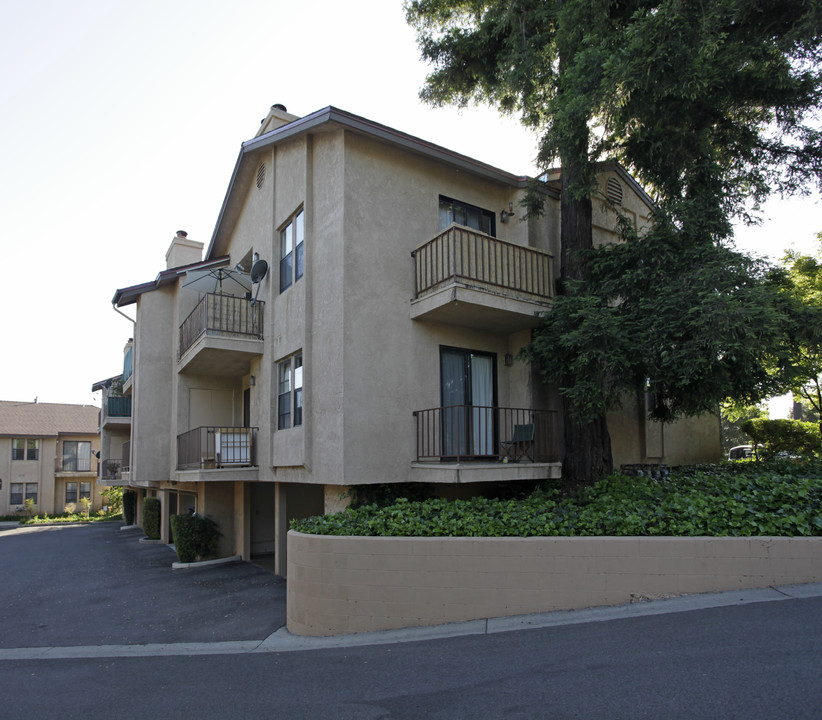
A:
[558,101,614,484]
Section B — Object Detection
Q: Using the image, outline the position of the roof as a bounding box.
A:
[0,401,99,438]
[206,106,554,259]
[112,255,230,307]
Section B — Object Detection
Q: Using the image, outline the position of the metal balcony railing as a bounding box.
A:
[413,406,559,463]
[105,396,132,418]
[121,441,131,474]
[176,426,258,470]
[412,225,554,301]
[55,455,98,473]
[179,293,264,358]
[101,459,122,481]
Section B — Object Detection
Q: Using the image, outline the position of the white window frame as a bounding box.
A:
[279,208,305,293]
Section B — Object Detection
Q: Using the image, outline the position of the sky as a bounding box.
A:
[1,0,819,415]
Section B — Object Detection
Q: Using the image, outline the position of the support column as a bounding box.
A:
[159,489,170,544]
[274,482,288,577]
[234,483,251,560]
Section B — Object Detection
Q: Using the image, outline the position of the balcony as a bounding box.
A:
[55,455,98,475]
[412,406,561,483]
[101,459,122,482]
[411,225,554,332]
[178,293,264,375]
[101,396,131,429]
[176,426,259,481]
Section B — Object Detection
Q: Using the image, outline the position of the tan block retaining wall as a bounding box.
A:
[286,532,822,636]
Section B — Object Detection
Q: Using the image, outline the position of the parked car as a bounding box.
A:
[728,445,754,460]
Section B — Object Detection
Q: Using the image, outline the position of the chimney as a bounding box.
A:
[165,230,204,269]
[255,103,300,138]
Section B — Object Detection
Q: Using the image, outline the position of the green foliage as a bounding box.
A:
[122,491,137,526]
[740,418,822,460]
[142,497,161,540]
[169,514,221,563]
[350,483,436,509]
[292,462,822,537]
[21,510,122,525]
[522,223,790,422]
[774,238,822,429]
[721,401,768,454]
[101,485,123,515]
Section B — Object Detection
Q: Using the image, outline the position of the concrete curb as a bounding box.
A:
[172,554,243,570]
[1,581,820,661]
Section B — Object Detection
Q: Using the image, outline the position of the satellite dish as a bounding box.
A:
[250,259,269,305]
[251,259,269,284]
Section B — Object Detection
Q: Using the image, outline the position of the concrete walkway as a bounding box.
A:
[2,521,821,661]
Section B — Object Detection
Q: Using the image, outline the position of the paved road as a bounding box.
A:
[1,523,821,719]
[0,522,285,647]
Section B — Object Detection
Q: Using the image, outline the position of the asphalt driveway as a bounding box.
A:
[0,522,286,648]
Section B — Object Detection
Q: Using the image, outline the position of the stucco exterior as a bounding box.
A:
[287,532,822,636]
[99,105,719,575]
[0,401,102,516]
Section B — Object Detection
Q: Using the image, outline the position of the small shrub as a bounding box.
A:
[143,497,161,539]
[741,418,822,459]
[170,514,221,563]
[123,491,137,525]
[64,503,76,515]
[102,486,123,515]
[79,497,92,518]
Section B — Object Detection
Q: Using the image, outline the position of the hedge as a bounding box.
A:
[291,461,822,538]
[169,514,220,563]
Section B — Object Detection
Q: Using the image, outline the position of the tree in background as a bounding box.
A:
[775,236,822,432]
[721,402,768,455]
[406,0,822,483]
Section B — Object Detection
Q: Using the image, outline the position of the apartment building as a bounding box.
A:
[0,400,102,516]
[100,105,720,573]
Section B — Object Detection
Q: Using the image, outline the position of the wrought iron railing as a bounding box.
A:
[55,455,98,473]
[412,224,554,300]
[176,426,258,470]
[179,293,264,358]
[101,459,122,480]
[413,406,559,463]
[121,441,131,474]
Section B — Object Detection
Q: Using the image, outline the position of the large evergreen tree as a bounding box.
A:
[406,0,822,483]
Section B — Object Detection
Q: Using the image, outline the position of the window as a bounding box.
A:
[66,482,78,504]
[63,441,91,472]
[11,438,39,461]
[79,482,91,500]
[279,209,305,293]
[438,196,496,236]
[11,483,37,506]
[277,353,303,430]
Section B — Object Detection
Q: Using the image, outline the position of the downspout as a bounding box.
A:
[112,303,136,325]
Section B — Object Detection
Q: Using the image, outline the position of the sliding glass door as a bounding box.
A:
[440,347,497,459]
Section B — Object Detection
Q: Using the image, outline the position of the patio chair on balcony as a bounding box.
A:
[500,423,535,463]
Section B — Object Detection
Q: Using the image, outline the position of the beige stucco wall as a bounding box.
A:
[608,395,721,468]
[0,435,101,516]
[287,532,822,636]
